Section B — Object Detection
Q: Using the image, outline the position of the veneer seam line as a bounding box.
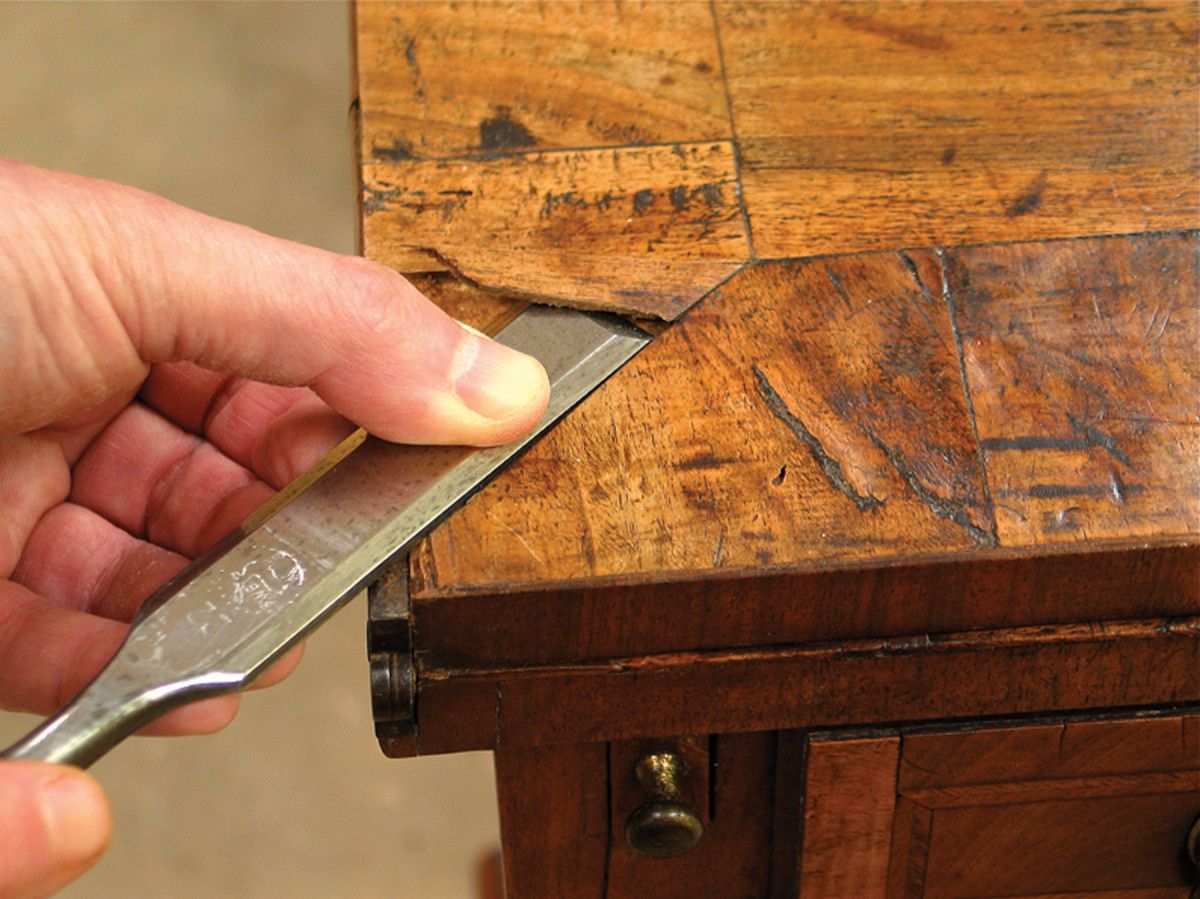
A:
[707,0,757,260]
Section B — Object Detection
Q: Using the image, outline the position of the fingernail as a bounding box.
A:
[453,328,548,421]
[41,772,110,867]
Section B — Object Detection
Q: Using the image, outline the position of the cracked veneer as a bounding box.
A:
[752,366,885,514]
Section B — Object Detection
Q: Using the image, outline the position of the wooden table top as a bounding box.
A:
[353,2,1198,674]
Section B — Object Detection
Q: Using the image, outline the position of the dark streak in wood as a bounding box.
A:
[981,419,1132,468]
[1005,172,1048,217]
[939,249,999,541]
[999,483,1146,501]
[402,34,424,100]
[826,268,853,309]
[862,429,998,546]
[479,105,537,153]
[833,10,951,51]
[753,365,885,513]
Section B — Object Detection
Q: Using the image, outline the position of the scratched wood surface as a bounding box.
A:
[410,233,1198,600]
[354,0,1200,763]
[355,1,1198,315]
[718,1,1199,259]
[362,143,748,317]
[951,233,1200,546]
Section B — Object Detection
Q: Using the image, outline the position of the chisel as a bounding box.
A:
[2,305,651,768]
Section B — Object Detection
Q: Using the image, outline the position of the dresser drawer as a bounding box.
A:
[793,713,1199,898]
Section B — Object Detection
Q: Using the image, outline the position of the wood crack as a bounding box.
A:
[939,248,1000,544]
[708,0,756,260]
[753,366,885,513]
[862,428,999,547]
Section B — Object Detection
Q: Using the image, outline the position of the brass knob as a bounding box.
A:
[1186,814,1200,869]
[624,752,704,858]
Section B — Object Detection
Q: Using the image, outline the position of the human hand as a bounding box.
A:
[0,159,548,896]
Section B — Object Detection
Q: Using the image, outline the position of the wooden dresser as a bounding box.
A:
[351,3,1200,896]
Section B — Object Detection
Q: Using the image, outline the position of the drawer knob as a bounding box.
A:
[624,752,704,858]
[1186,813,1200,869]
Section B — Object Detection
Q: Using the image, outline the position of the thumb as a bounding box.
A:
[0,762,111,899]
[1,160,548,445]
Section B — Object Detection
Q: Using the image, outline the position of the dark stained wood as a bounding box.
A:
[606,733,774,898]
[884,798,933,899]
[493,742,608,899]
[887,714,1200,896]
[950,232,1200,546]
[900,713,1200,789]
[408,544,1200,669]
[796,735,899,898]
[361,142,748,319]
[390,619,1199,756]
[716,1,1199,259]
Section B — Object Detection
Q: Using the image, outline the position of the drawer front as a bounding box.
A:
[795,713,1199,898]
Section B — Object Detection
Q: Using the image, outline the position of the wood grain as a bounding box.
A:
[411,234,1197,601]
[951,232,1200,546]
[352,4,1200,894]
[493,741,608,899]
[404,272,525,336]
[355,2,1197,310]
[353,0,745,315]
[391,619,1200,755]
[362,142,748,319]
[413,249,991,594]
[900,714,1200,789]
[887,714,1200,897]
[716,1,1200,258]
[796,736,899,898]
[409,544,1200,669]
[356,1,729,161]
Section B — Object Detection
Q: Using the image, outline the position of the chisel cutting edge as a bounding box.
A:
[2,305,651,768]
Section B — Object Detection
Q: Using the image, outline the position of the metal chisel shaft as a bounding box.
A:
[2,306,650,768]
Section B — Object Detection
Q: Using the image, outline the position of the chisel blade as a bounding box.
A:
[2,306,651,767]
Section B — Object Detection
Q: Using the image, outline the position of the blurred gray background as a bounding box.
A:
[0,3,497,896]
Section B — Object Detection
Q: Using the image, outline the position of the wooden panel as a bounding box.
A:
[716,1,1200,258]
[493,742,608,899]
[412,232,1200,595]
[951,232,1200,546]
[887,714,1200,897]
[355,1,729,161]
[797,736,900,898]
[388,619,1200,756]
[413,249,990,595]
[924,794,1196,896]
[361,142,748,319]
[606,733,773,899]
[410,544,1200,669]
[901,714,1200,789]
[353,0,744,312]
[355,3,1197,305]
